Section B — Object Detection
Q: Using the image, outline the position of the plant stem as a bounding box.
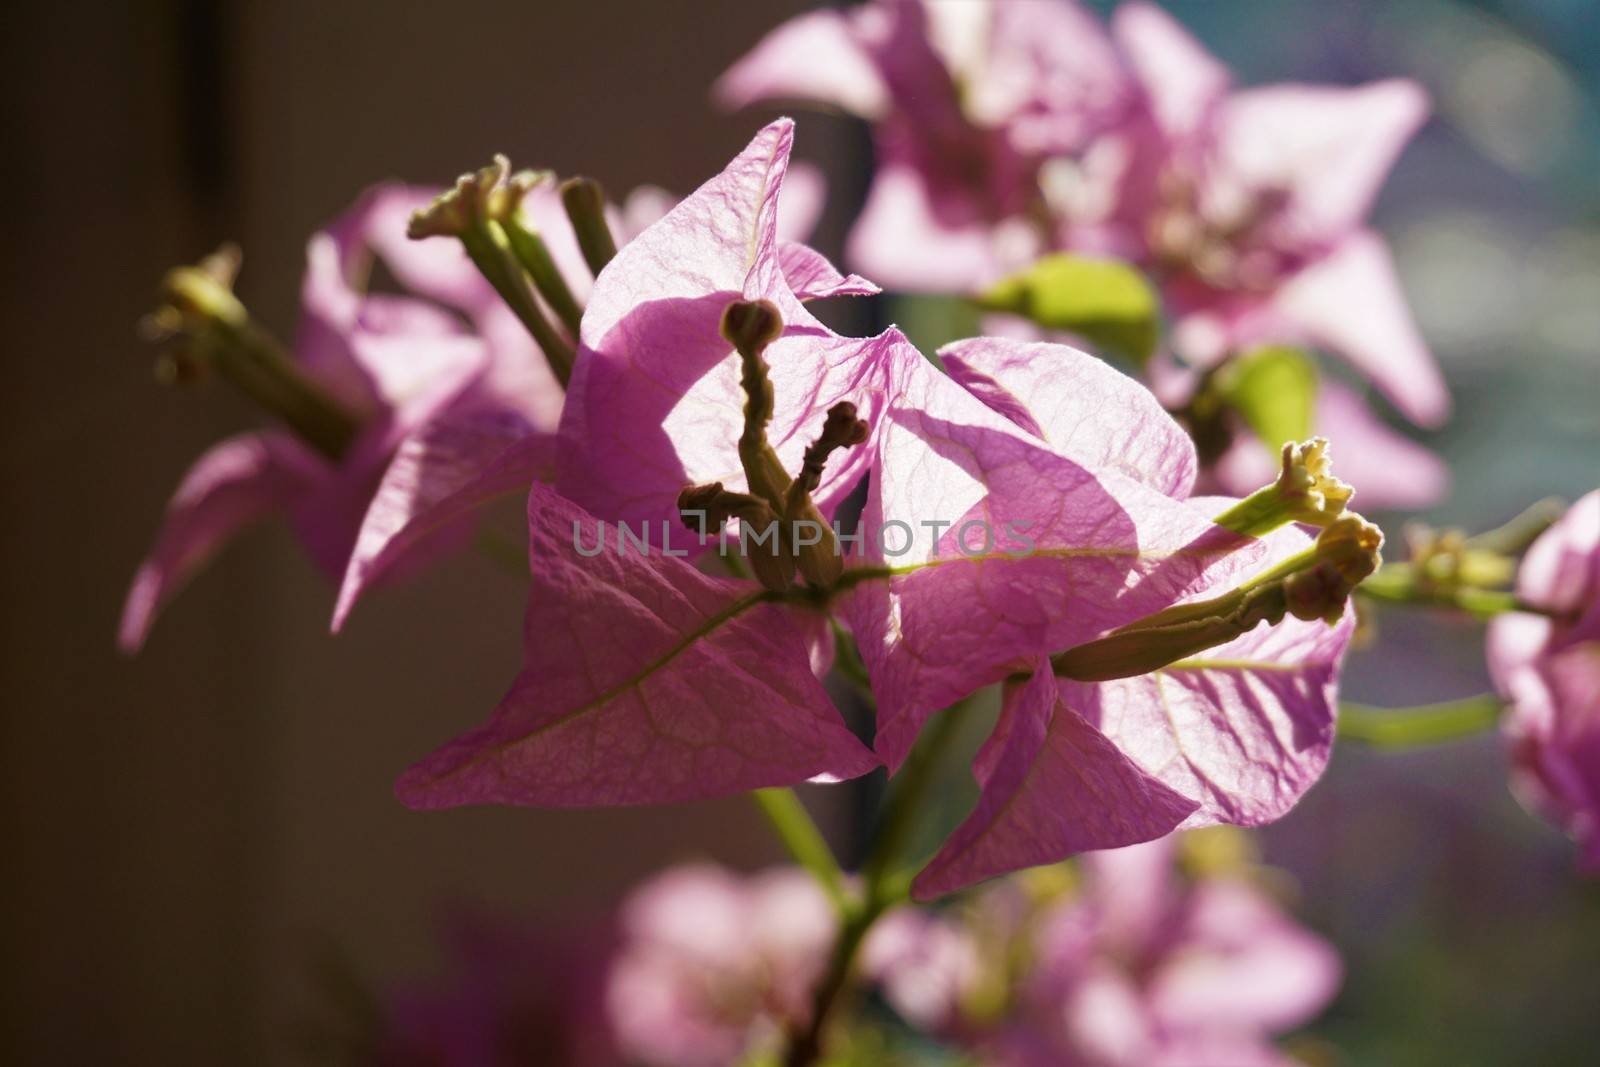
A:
[1357,565,1534,619]
[751,789,848,914]
[781,700,971,1067]
[1339,695,1505,748]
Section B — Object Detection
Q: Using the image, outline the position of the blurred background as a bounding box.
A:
[3,1,1596,1064]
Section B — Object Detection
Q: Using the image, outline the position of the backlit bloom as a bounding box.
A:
[872,837,1341,1067]
[906,338,1356,897]
[605,865,835,1067]
[397,121,1265,810]
[1488,490,1600,869]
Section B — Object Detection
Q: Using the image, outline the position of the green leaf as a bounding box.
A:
[1217,345,1318,448]
[975,254,1160,366]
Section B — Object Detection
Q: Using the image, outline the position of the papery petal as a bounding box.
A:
[713,8,890,120]
[1061,519,1353,827]
[940,337,1198,498]
[120,433,325,651]
[845,356,1262,771]
[1148,880,1341,1034]
[1273,230,1449,427]
[1218,79,1429,247]
[333,409,556,630]
[777,241,882,301]
[1112,1,1230,139]
[913,664,1197,899]
[396,484,876,808]
[559,119,893,535]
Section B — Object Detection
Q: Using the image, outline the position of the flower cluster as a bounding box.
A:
[118,2,1600,1064]
[720,0,1450,509]
[369,840,1338,1067]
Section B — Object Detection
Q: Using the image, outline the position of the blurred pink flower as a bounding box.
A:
[717,0,1130,292]
[1488,490,1600,870]
[874,838,1340,1067]
[121,186,503,651]
[605,865,835,1067]
[1085,2,1448,427]
[374,910,615,1067]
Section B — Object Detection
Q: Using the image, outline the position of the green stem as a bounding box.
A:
[501,217,585,337]
[1358,564,1536,619]
[458,223,574,386]
[1339,695,1505,748]
[751,789,848,914]
[1212,482,1292,539]
[560,177,619,276]
[782,700,971,1067]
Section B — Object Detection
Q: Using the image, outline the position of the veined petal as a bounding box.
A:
[940,336,1198,498]
[1273,230,1449,426]
[1111,1,1230,140]
[713,8,890,120]
[912,664,1198,899]
[333,408,557,630]
[846,356,1263,771]
[395,483,876,808]
[120,433,325,652]
[777,241,882,301]
[559,120,894,535]
[1060,515,1354,828]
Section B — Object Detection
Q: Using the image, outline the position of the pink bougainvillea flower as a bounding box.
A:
[605,864,836,1067]
[394,481,876,807]
[718,0,1130,292]
[120,188,496,651]
[333,156,869,630]
[890,337,1352,896]
[557,118,888,538]
[394,121,897,809]
[874,837,1340,1067]
[846,337,1268,774]
[1082,2,1448,427]
[1488,490,1600,870]
[373,908,615,1067]
[403,122,1265,810]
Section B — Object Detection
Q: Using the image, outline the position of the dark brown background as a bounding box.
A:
[1,2,868,1062]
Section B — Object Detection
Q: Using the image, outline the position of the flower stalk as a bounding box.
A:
[559,176,619,276]
[1053,515,1383,682]
[1338,695,1505,748]
[409,156,576,386]
[1213,437,1354,538]
[145,245,360,460]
